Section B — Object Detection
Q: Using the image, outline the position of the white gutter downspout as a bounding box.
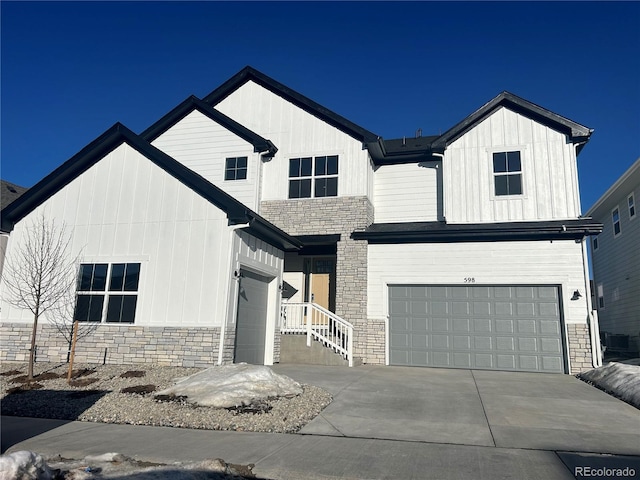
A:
[581,237,602,368]
[217,221,250,366]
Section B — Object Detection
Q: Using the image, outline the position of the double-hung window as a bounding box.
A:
[612,208,621,236]
[492,151,522,196]
[289,155,338,199]
[629,194,636,220]
[75,263,140,323]
[225,157,247,181]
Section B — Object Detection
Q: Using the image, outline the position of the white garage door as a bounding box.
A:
[389,285,566,373]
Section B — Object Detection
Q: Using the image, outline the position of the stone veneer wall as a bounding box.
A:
[0,323,225,368]
[567,323,594,374]
[260,196,377,363]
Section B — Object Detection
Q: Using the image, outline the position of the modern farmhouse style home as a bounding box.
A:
[1,67,602,373]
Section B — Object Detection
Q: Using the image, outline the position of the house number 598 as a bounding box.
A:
[464,277,476,283]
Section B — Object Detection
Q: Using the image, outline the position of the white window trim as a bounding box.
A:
[611,206,622,237]
[487,146,527,200]
[628,193,636,220]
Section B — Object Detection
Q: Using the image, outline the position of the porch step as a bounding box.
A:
[279,334,351,366]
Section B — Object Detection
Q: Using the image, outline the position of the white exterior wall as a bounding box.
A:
[374,161,443,222]
[151,110,262,210]
[367,240,590,327]
[215,80,373,200]
[0,143,237,329]
[443,107,581,223]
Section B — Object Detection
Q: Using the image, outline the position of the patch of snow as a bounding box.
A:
[0,451,256,479]
[0,451,52,480]
[155,363,303,408]
[579,362,640,409]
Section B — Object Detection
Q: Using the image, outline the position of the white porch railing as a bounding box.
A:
[280,302,354,367]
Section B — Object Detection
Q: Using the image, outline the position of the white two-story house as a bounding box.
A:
[0,67,602,373]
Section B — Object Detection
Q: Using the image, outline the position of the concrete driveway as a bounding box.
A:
[273,364,640,456]
[3,364,639,479]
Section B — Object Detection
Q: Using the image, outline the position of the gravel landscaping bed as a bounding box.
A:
[0,362,332,433]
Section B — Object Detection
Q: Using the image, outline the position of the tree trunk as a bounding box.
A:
[28,311,39,380]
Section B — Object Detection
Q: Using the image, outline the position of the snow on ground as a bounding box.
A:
[155,363,303,408]
[578,361,640,409]
[0,451,258,479]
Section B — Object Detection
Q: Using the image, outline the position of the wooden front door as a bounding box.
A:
[310,258,335,311]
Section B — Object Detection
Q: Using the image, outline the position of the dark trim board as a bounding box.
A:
[352,219,603,243]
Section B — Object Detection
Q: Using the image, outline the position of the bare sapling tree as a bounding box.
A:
[1,213,78,380]
[48,282,97,363]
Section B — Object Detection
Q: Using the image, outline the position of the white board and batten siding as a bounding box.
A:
[1,143,237,329]
[374,161,443,223]
[367,240,590,327]
[152,110,262,211]
[215,80,373,200]
[443,107,581,223]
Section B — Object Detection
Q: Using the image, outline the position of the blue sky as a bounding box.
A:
[1,1,639,211]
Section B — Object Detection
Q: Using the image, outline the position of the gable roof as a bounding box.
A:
[203,66,379,144]
[141,95,278,157]
[430,91,593,154]
[1,180,28,208]
[0,123,301,251]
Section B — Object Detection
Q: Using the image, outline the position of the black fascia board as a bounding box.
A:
[141,95,278,157]
[294,234,341,245]
[351,219,603,244]
[367,137,441,166]
[241,218,302,252]
[0,124,301,252]
[203,66,379,145]
[431,92,593,153]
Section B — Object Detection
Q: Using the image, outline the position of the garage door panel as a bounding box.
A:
[430,301,449,315]
[495,303,513,316]
[475,353,494,368]
[495,319,514,333]
[473,319,491,332]
[474,336,492,350]
[473,302,491,316]
[389,285,566,373]
[453,318,470,332]
[431,318,449,332]
[234,269,270,365]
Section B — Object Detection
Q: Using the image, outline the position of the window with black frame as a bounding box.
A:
[74,263,140,323]
[289,155,338,198]
[492,151,522,196]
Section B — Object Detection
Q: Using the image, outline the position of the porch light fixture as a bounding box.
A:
[571,290,582,300]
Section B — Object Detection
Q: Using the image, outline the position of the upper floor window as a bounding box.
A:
[592,235,599,251]
[612,208,621,236]
[629,193,636,220]
[493,151,522,196]
[74,263,140,323]
[289,155,338,199]
[225,157,247,181]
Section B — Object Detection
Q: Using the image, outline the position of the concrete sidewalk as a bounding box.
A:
[3,364,640,479]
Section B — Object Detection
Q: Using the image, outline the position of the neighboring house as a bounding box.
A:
[0,180,28,275]
[586,158,640,355]
[0,66,602,373]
